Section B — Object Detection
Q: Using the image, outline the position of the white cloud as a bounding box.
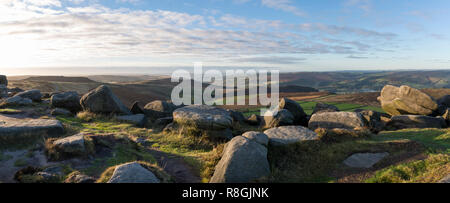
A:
[0,0,397,68]
[261,0,306,16]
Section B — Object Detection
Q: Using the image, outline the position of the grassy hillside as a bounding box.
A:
[279,70,450,93]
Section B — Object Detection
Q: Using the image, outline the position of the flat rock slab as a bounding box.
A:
[173,105,233,130]
[108,162,160,183]
[343,152,389,168]
[116,114,147,127]
[0,115,64,142]
[53,134,86,154]
[309,112,367,130]
[264,126,319,146]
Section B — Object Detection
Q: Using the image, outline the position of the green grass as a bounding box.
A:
[366,153,449,183]
[374,129,450,153]
[0,108,22,114]
[267,128,449,183]
[56,114,223,182]
[364,128,450,183]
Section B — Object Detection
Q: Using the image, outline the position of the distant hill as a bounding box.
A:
[25,76,96,83]
[279,85,318,93]
[279,70,450,93]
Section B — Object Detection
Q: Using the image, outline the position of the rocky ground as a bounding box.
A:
[0,75,449,183]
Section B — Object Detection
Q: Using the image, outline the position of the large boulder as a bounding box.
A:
[312,103,339,115]
[50,91,82,113]
[437,95,450,108]
[142,100,179,120]
[15,89,42,102]
[0,75,7,86]
[144,100,177,113]
[386,115,447,130]
[0,115,64,144]
[0,85,7,98]
[279,98,308,126]
[116,114,147,127]
[173,105,233,130]
[242,131,269,147]
[108,162,160,183]
[264,126,319,146]
[130,101,144,114]
[245,114,262,126]
[49,134,89,159]
[378,85,438,116]
[80,85,131,115]
[0,96,32,107]
[226,109,246,124]
[264,109,294,128]
[308,112,368,130]
[354,109,386,133]
[210,136,270,183]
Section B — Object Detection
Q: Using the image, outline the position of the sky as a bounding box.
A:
[0,0,449,75]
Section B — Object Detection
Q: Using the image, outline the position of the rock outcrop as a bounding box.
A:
[378,85,438,116]
[173,105,233,139]
[0,85,7,99]
[264,109,294,128]
[210,136,270,183]
[116,114,147,127]
[386,115,447,130]
[48,134,90,159]
[264,126,319,146]
[0,115,64,144]
[143,100,179,120]
[80,85,131,115]
[312,103,339,115]
[242,131,269,147]
[437,95,450,108]
[0,96,32,107]
[173,105,233,130]
[278,98,308,126]
[50,91,82,113]
[15,89,42,102]
[308,112,368,130]
[245,114,262,126]
[227,109,246,124]
[108,162,160,183]
[354,109,386,133]
[0,75,7,86]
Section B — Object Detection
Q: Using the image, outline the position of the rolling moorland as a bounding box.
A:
[0,71,449,183]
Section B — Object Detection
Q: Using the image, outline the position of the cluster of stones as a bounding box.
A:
[2,73,450,183]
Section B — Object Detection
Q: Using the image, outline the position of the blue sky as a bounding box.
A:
[0,0,449,74]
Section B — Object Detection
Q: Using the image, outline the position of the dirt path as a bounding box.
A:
[147,148,202,183]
